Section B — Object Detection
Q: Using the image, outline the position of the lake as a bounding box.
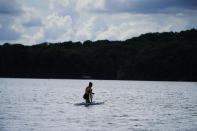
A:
[0,78,197,131]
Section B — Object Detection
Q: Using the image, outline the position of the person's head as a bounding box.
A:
[89,82,93,87]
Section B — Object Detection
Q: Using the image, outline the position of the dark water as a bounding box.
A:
[0,78,197,131]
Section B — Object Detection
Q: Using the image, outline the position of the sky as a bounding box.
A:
[0,0,197,45]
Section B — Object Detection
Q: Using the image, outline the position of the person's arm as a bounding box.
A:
[90,88,94,94]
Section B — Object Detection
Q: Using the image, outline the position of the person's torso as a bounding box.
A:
[85,87,92,94]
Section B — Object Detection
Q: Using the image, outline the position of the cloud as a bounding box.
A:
[1,0,197,45]
[3,5,44,44]
[42,13,73,41]
[76,0,106,12]
[14,12,74,44]
[75,17,96,40]
[50,0,70,10]
[21,7,42,27]
[49,0,79,20]
[0,0,24,41]
[0,23,21,40]
[90,0,197,14]
[94,12,197,41]
[0,0,23,15]
[0,15,21,40]
[22,18,42,27]
[18,28,44,44]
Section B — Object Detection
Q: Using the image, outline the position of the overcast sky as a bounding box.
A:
[0,0,197,45]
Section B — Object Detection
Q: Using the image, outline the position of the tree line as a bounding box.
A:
[0,29,197,81]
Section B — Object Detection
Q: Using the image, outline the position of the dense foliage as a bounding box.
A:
[0,29,197,81]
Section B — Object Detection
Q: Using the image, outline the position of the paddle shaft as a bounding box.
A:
[89,93,93,102]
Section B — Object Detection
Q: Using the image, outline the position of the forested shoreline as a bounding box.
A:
[0,29,197,81]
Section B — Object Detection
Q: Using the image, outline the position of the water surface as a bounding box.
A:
[0,78,197,131]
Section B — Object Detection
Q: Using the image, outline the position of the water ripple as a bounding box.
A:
[0,78,197,131]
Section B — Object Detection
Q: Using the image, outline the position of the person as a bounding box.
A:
[83,82,94,103]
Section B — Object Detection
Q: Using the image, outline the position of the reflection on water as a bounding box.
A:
[0,78,197,131]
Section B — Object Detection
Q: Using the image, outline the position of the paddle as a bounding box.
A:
[90,93,94,103]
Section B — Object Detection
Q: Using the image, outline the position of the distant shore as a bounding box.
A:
[0,29,197,82]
